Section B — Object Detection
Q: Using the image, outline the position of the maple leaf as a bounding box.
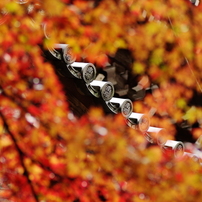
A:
[1,0,202,201]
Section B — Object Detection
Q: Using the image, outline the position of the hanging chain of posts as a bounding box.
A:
[43,42,187,157]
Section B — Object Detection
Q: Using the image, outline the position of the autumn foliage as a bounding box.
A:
[0,0,202,201]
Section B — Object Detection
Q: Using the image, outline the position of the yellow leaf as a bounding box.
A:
[43,0,64,16]
[114,39,127,49]
[176,98,187,109]
[145,146,162,163]
[0,135,12,148]
[5,2,22,14]
[183,106,198,124]
[133,62,145,74]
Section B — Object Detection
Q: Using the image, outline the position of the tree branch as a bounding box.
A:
[0,112,39,202]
